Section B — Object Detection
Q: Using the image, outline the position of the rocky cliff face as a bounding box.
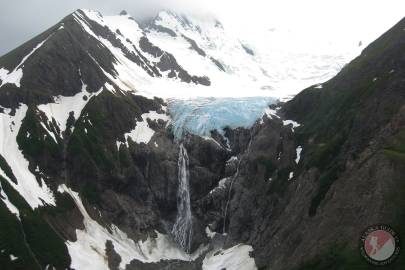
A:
[221,16,405,270]
[0,7,404,270]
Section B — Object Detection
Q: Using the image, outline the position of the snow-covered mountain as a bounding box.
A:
[140,10,272,97]
[0,9,265,270]
[1,6,404,270]
[0,9,268,99]
[243,24,367,100]
[0,9,362,100]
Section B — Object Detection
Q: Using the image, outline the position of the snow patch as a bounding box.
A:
[9,254,18,261]
[226,156,238,164]
[283,120,301,132]
[202,244,257,270]
[0,35,52,88]
[202,136,225,150]
[295,146,303,164]
[288,172,294,181]
[39,122,58,143]
[209,177,229,195]
[261,107,279,123]
[58,184,200,270]
[0,179,20,219]
[0,105,55,209]
[123,110,169,146]
[74,10,155,92]
[38,85,102,135]
[205,226,216,239]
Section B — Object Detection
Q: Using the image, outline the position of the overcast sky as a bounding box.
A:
[0,0,404,56]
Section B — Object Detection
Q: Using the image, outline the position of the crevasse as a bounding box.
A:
[168,97,277,139]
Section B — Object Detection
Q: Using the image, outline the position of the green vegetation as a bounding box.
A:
[21,210,71,268]
[81,182,101,205]
[16,107,60,160]
[256,157,276,179]
[0,186,40,270]
[67,92,117,174]
[307,134,346,170]
[68,122,115,173]
[0,177,71,269]
[0,154,17,183]
[40,192,76,218]
[267,167,293,196]
[118,145,132,168]
[384,130,405,163]
[308,165,341,217]
[384,149,405,163]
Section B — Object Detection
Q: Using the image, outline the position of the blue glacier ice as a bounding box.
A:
[167,97,277,139]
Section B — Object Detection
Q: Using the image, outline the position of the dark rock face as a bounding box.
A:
[220,17,405,270]
[142,20,178,37]
[242,44,255,56]
[139,36,210,86]
[126,258,204,270]
[182,35,207,57]
[0,15,114,108]
[0,82,232,269]
[106,241,122,270]
[210,57,226,72]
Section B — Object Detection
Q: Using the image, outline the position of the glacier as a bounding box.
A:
[168,96,277,139]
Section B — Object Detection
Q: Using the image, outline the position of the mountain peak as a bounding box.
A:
[0,7,273,102]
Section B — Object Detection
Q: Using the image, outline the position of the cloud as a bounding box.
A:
[0,0,173,55]
[0,0,404,55]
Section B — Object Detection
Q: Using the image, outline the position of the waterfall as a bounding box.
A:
[223,132,254,234]
[172,143,193,253]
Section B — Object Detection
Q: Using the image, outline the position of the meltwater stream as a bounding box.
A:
[172,143,193,253]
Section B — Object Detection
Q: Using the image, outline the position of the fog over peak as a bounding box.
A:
[0,0,404,56]
[0,0,199,55]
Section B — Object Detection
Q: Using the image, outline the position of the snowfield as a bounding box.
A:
[120,109,170,147]
[202,244,257,270]
[0,35,53,88]
[0,105,55,209]
[58,184,205,270]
